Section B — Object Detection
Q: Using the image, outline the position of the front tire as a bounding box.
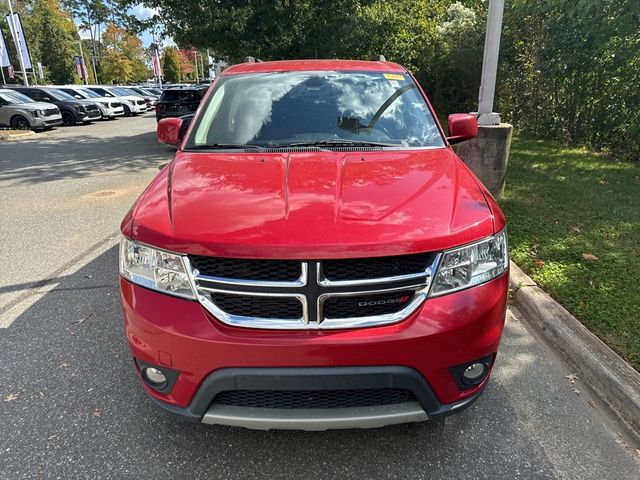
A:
[61,110,75,126]
[123,105,131,117]
[10,115,31,130]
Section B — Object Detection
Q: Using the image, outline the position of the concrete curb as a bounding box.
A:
[509,261,640,439]
[0,130,35,141]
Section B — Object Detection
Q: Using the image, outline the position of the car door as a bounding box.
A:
[0,96,10,126]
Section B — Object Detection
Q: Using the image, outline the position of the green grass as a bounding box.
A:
[500,137,640,370]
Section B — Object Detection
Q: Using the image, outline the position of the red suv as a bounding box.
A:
[120,59,508,430]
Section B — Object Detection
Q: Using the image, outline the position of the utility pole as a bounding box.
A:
[6,0,28,86]
[457,0,512,199]
[477,0,504,126]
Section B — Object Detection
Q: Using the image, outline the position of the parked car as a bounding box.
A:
[85,86,147,116]
[122,59,508,430]
[0,88,62,130]
[125,86,159,108]
[57,86,124,119]
[6,86,101,125]
[155,84,208,121]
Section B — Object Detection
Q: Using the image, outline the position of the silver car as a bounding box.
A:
[0,88,62,130]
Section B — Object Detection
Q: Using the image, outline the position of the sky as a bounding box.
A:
[76,3,176,49]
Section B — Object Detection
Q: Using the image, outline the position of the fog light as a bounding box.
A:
[462,363,487,386]
[144,367,167,385]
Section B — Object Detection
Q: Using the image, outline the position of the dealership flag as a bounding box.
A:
[5,13,32,69]
[0,30,10,67]
[151,47,161,78]
[37,62,44,79]
[73,55,88,81]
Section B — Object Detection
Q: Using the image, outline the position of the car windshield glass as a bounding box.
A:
[186,71,444,149]
[0,91,35,104]
[160,89,202,102]
[113,87,136,96]
[75,88,100,99]
[44,89,76,101]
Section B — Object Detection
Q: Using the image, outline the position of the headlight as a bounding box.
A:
[31,110,39,117]
[100,102,109,107]
[38,109,46,116]
[119,238,195,299]
[430,230,508,297]
[74,105,85,112]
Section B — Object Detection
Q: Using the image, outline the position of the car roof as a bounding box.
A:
[223,59,407,76]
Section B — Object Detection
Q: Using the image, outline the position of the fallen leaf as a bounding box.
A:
[572,388,582,396]
[47,435,57,440]
[37,391,44,399]
[599,179,608,185]
[635,449,640,459]
[59,363,70,369]
[565,373,579,383]
[534,259,545,268]
[3,393,18,402]
[588,399,597,409]
[569,226,581,233]
[582,253,599,262]
[93,409,102,417]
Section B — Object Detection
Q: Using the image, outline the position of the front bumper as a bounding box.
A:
[98,105,125,118]
[32,115,63,128]
[120,273,508,429]
[142,366,487,430]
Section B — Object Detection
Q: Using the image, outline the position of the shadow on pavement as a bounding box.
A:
[0,246,556,479]
[0,131,173,185]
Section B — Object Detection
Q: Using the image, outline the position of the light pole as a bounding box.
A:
[5,0,28,86]
[456,0,512,198]
[477,0,505,125]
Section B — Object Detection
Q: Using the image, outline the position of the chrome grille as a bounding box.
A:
[44,108,59,116]
[188,253,440,330]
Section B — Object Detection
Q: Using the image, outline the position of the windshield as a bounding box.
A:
[73,88,100,99]
[113,87,137,97]
[186,71,444,149]
[45,89,77,101]
[0,91,35,104]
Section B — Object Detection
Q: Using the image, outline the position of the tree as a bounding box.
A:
[99,49,133,83]
[100,22,150,82]
[23,0,81,84]
[162,46,180,82]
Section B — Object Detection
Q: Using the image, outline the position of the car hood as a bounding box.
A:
[18,102,58,111]
[127,148,496,258]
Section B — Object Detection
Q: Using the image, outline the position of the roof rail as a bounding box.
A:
[370,54,386,62]
[244,56,256,63]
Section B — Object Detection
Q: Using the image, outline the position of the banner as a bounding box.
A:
[5,13,32,69]
[73,56,88,81]
[0,30,10,67]
[151,48,161,78]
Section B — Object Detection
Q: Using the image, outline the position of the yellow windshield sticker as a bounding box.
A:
[384,73,405,81]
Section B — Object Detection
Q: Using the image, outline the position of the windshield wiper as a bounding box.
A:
[188,143,264,150]
[274,139,399,148]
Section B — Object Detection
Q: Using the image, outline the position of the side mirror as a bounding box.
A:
[43,97,51,102]
[74,95,82,99]
[447,113,478,144]
[157,117,184,146]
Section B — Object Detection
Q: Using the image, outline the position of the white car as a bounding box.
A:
[84,86,147,116]
[57,86,124,119]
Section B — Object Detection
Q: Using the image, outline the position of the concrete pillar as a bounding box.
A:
[456,123,512,198]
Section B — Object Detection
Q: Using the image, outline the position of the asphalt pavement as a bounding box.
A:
[1,116,638,479]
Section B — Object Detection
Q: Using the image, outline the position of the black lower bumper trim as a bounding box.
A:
[145,366,487,424]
